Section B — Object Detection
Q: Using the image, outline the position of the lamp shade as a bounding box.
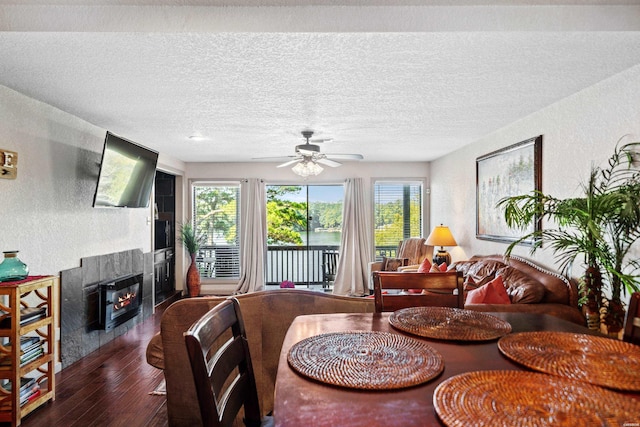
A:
[426,225,457,247]
[292,160,323,177]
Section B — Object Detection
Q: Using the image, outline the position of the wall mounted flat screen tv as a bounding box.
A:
[93,132,159,208]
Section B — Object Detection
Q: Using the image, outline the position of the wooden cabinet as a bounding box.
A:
[0,276,56,426]
[154,248,175,303]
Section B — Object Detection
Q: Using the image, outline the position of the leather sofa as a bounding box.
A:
[146,289,375,426]
[455,254,585,325]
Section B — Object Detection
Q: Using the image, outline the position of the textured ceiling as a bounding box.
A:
[1,1,640,163]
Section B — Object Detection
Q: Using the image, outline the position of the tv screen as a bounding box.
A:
[93,132,159,208]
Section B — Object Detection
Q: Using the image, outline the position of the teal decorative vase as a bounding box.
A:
[0,251,29,282]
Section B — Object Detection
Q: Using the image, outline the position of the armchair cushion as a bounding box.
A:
[382,256,408,271]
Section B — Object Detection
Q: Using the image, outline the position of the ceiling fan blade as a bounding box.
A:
[277,158,302,168]
[317,158,342,168]
[252,155,297,162]
[324,153,364,160]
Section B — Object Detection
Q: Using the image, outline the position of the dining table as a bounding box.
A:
[273,311,640,427]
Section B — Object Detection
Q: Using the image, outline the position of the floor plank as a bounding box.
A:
[11,302,169,427]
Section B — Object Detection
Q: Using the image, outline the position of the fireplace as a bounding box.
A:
[98,273,143,331]
[60,249,153,368]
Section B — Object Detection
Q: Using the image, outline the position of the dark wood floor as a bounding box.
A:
[16,302,170,427]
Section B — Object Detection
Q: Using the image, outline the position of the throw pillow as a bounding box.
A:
[382,257,406,271]
[496,266,546,304]
[464,275,479,291]
[429,262,448,273]
[417,257,432,273]
[465,275,511,304]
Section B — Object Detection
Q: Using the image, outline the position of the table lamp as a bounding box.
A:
[425,224,457,266]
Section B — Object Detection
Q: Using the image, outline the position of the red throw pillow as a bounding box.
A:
[417,257,432,273]
[465,275,511,304]
[439,262,448,272]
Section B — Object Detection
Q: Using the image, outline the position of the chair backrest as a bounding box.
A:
[372,270,464,313]
[323,250,339,283]
[623,292,640,345]
[396,237,428,266]
[184,298,262,427]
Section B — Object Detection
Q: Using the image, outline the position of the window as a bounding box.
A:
[265,184,343,287]
[373,181,423,259]
[191,182,241,279]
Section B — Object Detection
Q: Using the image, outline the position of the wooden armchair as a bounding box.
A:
[372,270,464,313]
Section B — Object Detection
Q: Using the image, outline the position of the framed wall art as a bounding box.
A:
[476,135,542,244]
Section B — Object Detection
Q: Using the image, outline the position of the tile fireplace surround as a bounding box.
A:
[60,249,153,368]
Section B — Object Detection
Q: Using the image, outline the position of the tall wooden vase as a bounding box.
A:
[187,253,201,297]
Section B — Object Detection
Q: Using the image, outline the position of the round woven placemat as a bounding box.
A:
[389,307,512,341]
[434,370,640,427]
[287,331,444,390]
[498,331,640,391]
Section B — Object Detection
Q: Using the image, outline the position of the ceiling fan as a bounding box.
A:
[253,131,364,176]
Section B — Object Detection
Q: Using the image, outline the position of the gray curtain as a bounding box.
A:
[235,178,267,294]
[333,178,373,296]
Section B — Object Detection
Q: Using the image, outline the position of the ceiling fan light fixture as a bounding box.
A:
[292,160,323,177]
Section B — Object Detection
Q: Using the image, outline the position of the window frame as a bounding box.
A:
[372,179,425,260]
[189,179,242,282]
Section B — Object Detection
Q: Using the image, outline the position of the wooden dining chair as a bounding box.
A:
[372,270,464,313]
[322,250,339,290]
[623,292,640,345]
[184,298,264,427]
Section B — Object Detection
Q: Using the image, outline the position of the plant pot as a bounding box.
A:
[582,266,602,331]
[604,297,625,337]
[582,305,601,332]
[186,253,201,297]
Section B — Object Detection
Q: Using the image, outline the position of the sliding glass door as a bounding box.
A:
[266,184,343,288]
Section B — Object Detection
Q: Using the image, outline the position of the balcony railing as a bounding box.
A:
[196,244,398,287]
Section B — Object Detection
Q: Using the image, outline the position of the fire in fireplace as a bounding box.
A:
[98,274,143,331]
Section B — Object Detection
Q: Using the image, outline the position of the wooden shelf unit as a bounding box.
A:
[0,276,57,426]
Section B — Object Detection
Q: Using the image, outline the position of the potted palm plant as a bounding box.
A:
[498,140,640,334]
[178,221,206,297]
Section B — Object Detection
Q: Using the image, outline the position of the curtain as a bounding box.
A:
[235,179,267,294]
[333,178,373,296]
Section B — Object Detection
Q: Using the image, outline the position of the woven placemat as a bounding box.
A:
[498,331,640,391]
[434,370,640,427]
[389,307,512,341]
[287,331,444,390]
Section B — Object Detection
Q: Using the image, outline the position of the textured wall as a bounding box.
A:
[0,85,155,276]
[430,64,640,296]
